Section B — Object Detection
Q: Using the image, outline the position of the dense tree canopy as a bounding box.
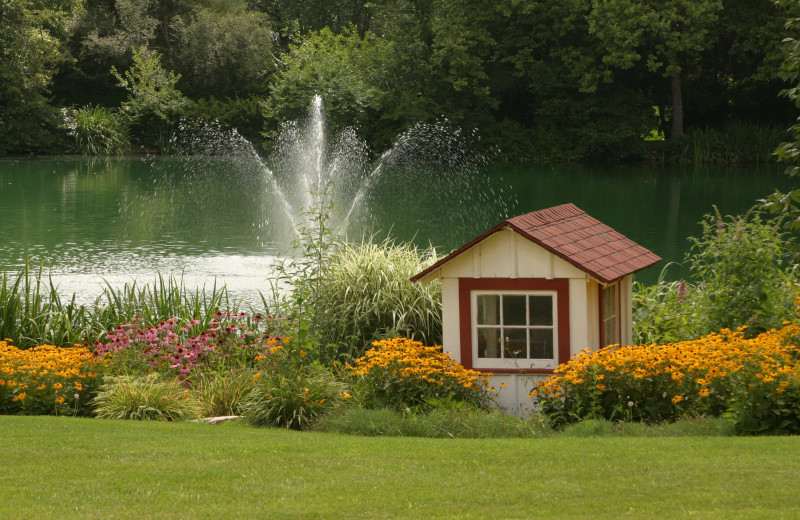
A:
[0,0,792,160]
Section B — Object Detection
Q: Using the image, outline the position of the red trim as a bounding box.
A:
[458,278,570,371]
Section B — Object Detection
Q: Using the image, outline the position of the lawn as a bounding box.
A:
[1,416,799,519]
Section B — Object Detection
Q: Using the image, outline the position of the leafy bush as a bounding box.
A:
[242,353,349,430]
[633,208,798,343]
[65,105,129,155]
[348,337,495,411]
[688,208,797,337]
[0,340,104,416]
[533,324,800,428]
[674,121,786,165]
[92,373,202,421]
[727,361,800,435]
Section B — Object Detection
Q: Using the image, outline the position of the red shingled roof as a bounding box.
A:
[412,203,661,284]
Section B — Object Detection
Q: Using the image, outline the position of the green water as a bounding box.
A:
[1,156,793,304]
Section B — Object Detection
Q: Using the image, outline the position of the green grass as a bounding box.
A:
[2,416,799,519]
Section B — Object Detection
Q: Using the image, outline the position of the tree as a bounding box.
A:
[171,6,275,98]
[111,46,189,149]
[586,0,722,140]
[762,0,800,235]
[0,0,80,154]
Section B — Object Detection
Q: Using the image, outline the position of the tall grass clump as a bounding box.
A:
[674,121,786,165]
[65,105,130,155]
[92,373,202,421]
[315,238,442,360]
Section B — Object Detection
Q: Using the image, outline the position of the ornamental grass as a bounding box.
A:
[533,324,800,433]
[0,339,104,416]
[348,337,494,411]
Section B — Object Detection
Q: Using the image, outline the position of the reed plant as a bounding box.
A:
[0,263,100,349]
[674,121,786,165]
[95,274,236,329]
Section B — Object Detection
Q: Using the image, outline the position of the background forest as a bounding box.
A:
[0,0,794,161]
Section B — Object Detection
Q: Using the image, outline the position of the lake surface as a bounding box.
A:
[0,156,793,306]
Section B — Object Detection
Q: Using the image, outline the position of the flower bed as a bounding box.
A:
[533,325,800,433]
[0,340,104,415]
[348,337,494,410]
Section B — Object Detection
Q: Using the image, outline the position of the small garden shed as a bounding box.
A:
[411,203,661,412]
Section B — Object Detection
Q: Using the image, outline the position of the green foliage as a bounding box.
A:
[727,372,800,435]
[633,207,798,343]
[242,360,348,430]
[183,95,268,145]
[111,46,189,150]
[632,265,696,345]
[687,208,797,337]
[263,26,401,144]
[92,373,203,421]
[65,105,130,155]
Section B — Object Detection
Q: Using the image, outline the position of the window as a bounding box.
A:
[601,283,618,346]
[472,291,557,370]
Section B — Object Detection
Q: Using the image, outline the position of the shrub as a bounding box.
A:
[687,208,798,337]
[348,337,495,411]
[633,208,799,343]
[727,361,800,435]
[533,324,800,428]
[242,353,350,430]
[92,373,202,421]
[66,105,130,155]
[0,340,104,416]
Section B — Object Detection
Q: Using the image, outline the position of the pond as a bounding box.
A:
[1,152,792,307]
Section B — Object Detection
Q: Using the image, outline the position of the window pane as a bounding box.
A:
[529,329,553,359]
[477,328,501,358]
[604,319,618,346]
[477,295,500,325]
[529,296,553,326]
[503,295,527,325]
[503,328,527,359]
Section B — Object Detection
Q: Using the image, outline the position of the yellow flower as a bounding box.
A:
[671,395,683,404]
[52,383,63,390]
[12,392,26,401]
[698,388,710,398]
[55,396,65,404]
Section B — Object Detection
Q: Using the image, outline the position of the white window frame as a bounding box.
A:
[470,290,558,370]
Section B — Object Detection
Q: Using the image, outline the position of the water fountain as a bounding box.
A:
[169,94,519,249]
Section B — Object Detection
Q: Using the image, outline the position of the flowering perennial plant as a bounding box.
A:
[348,338,494,410]
[94,312,286,381]
[0,339,104,415]
[533,325,800,429]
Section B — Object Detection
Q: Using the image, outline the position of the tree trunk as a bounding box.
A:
[670,67,683,141]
